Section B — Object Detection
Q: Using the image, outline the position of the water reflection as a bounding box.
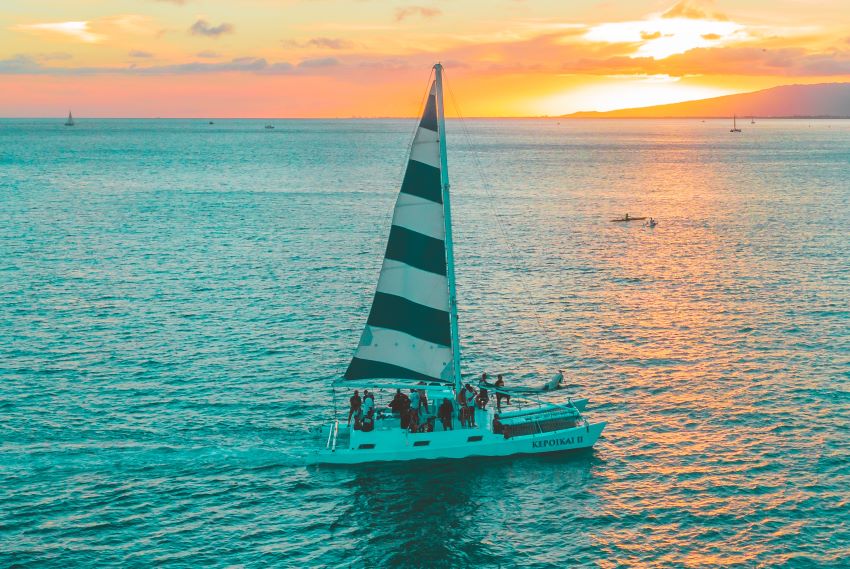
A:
[314,451,600,567]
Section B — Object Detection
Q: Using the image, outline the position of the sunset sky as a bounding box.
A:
[1,0,848,117]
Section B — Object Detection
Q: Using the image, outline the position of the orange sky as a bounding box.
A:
[1,0,848,117]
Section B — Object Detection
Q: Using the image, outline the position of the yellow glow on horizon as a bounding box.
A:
[536,79,734,115]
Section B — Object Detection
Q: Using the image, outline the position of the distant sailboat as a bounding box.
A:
[730,114,741,133]
[751,116,756,124]
[64,111,75,126]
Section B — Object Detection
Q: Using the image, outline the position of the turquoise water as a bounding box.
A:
[1,118,849,567]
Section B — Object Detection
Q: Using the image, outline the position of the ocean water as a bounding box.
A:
[1,118,849,567]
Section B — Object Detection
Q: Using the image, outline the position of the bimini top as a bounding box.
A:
[342,73,458,387]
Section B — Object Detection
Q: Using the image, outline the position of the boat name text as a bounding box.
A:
[532,436,583,449]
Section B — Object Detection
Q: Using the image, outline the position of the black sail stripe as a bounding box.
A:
[344,357,447,383]
[384,225,446,276]
[399,159,442,204]
[366,292,451,346]
[419,93,438,132]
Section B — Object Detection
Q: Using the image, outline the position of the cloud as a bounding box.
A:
[14,21,103,43]
[129,50,154,58]
[297,57,340,68]
[283,37,353,50]
[0,55,347,76]
[662,1,728,21]
[560,45,850,78]
[585,17,744,59]
[196,50,221,58]
[189,19,233,38]
[0,55,41,73]
[701,33,721,40]
[394,6,441,22]
[38,52,73,61]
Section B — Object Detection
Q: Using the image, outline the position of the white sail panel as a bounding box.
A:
[376,259,449,312]
[391,193,445,240]
[409,127,440,168]
[353,327,453,380]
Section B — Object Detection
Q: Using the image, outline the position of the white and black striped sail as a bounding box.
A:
[344,83,454,385]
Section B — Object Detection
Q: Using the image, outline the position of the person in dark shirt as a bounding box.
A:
[492,414,510,438]
[438,398,454,431]
[399,391,412,429]
[389,389,407,414]
[492,414,503,435]
[347,390,362,424]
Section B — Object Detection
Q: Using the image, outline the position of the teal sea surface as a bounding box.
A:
[1,118,849,567]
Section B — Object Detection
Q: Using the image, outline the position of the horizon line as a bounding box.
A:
[3,115,850,120]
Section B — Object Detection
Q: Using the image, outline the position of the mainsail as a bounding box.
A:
[344,79,456,385]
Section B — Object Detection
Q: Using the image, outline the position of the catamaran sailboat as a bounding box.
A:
[730,115,742,133]
[308,64,605,465]
[64,111,75,126]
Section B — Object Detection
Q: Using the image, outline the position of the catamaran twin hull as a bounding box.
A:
[308,421,606,465]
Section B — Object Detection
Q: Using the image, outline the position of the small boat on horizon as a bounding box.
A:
[264,124,275,129]
[308,63,604,466]
[611,213,647,222]
[64,111,75,127]
[730,114,742,133]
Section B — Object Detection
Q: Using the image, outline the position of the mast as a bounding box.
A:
[434,63,462,393]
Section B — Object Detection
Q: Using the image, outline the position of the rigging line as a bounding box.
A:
[331,66,436,392]
[442,70,551,347]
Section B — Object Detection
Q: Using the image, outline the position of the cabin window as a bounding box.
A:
[413,441,430,447]
[358,444,375,450]
[467,436,483,442]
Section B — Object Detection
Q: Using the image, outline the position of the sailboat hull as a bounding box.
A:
[307,421,605,465]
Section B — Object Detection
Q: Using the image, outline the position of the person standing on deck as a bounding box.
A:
[438,398,454,431]
[475,384,489,409]
[409,389,420,415]
[459,383,477,427]
[495,374,509,411]
[347,390,362,424]
[362,390,375,418]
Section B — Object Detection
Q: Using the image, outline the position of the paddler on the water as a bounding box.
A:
[543,370,564,391]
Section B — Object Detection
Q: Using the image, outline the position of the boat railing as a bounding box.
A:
[326,420,339,451]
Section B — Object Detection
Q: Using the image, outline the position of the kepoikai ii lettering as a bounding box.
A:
[532,436,584,449]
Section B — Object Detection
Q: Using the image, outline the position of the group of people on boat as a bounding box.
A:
[347,389,378,432]
[346,369,567,434]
